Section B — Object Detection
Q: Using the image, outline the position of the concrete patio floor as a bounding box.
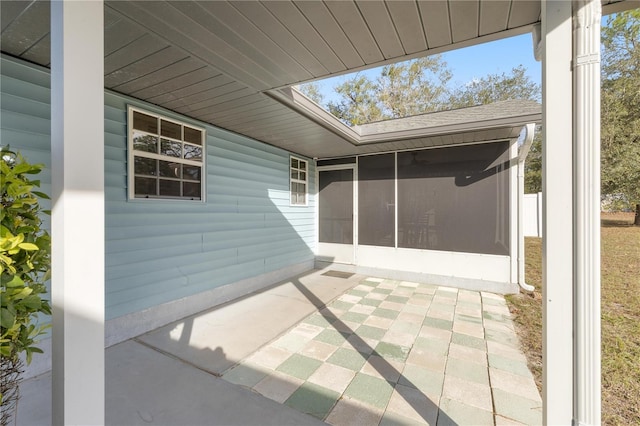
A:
[16,269,542,425]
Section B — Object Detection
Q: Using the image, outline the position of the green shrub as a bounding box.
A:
[0,147,51,410]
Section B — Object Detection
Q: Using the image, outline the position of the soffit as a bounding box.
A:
[0,0,631,159]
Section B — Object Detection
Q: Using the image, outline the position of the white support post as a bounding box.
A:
[572,1,602,424]
[51,1,105,424]
[541,1,574,424]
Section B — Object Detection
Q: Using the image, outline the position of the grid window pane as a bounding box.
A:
[159,179,181,197]
[160,119,181,140]
[133,111,157,133]
[132,132,158,153]
[184,144,202,160]
[159,161,181,179]
[161,139,182,157]
[183,182,201,198]
[183,165,201,181]
[184,127,202,145]
[134,177,156,196]
[134,157,156,176]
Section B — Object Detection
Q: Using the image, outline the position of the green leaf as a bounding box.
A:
[4,275,25,288]
[18,242,39,251]
[10,162,32,175]
[32,191,50,200]
[0,307,16,329]
[17,294,41,309]
[0,345,11,357]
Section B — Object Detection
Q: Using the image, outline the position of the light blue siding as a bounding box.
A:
[1,55,316,321]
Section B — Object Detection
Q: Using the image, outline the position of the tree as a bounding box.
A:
[524,132,543,194]
[327,74,382,125]
[321,56,452,126]
[296,82,324,105]
[448,65,541,108]
[601,10,640,215]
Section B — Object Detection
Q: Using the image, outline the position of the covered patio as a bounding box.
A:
[17,269,541,425]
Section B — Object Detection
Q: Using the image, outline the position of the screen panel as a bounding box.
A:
[397,142,511,255]
[319,169,354,244]
[358,153,395,247]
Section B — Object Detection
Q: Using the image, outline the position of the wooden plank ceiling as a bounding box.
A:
[0,1,627,158]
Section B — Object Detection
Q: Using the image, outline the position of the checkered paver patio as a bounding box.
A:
[222,277,542,425]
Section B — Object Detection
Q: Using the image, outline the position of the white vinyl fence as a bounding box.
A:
[524,192,543,237]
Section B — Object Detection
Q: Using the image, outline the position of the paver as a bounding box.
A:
[343,373,394,409]
[451,332,486,351]
[438,397,494,426]
[492,388,543,425]
[488,353,533,378]
[489,367,542,402]
[406,347,447,373]
[307,363,356,393]
[355,324,387,340]
[413,336,449,355]
[360,355,403,382]
[445,357,489,385]
[441,374,493,412]
[399,364,445,396]
[327,347,368,371]
[325,397,384,426]
[422,317,453,330]
[276,354,323,380]
[385,384,439,425]
[253,371,304,403]
[284,382,340,420]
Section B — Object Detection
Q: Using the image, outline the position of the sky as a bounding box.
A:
[312,33,542,104]
[313,14,622,104]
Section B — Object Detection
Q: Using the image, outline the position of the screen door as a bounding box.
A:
[317,167,355,264]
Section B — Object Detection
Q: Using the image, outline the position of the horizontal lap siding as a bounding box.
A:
[1,56,316,321]
[1,59,53,332]
[104,86,316,320]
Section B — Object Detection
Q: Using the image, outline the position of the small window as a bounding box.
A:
[128,107,205,201]
[290,156,308,206]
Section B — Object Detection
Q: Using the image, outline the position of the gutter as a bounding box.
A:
[517,123,537,292]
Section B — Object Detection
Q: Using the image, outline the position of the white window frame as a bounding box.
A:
[127,106,205,201]
[290,156,308,206]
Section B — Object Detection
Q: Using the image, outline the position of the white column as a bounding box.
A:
[51,1,105,424]
[541,1,574,424]
[572,1,601,424]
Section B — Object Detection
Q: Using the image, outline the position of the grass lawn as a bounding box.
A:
[505,212,640,425]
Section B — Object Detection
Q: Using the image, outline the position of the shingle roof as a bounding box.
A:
[356,100,542,136]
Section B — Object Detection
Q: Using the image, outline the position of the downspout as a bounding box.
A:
[517,123,537,292]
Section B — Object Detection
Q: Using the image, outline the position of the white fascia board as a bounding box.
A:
[267,87,360,143]
[356,114,542,144]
